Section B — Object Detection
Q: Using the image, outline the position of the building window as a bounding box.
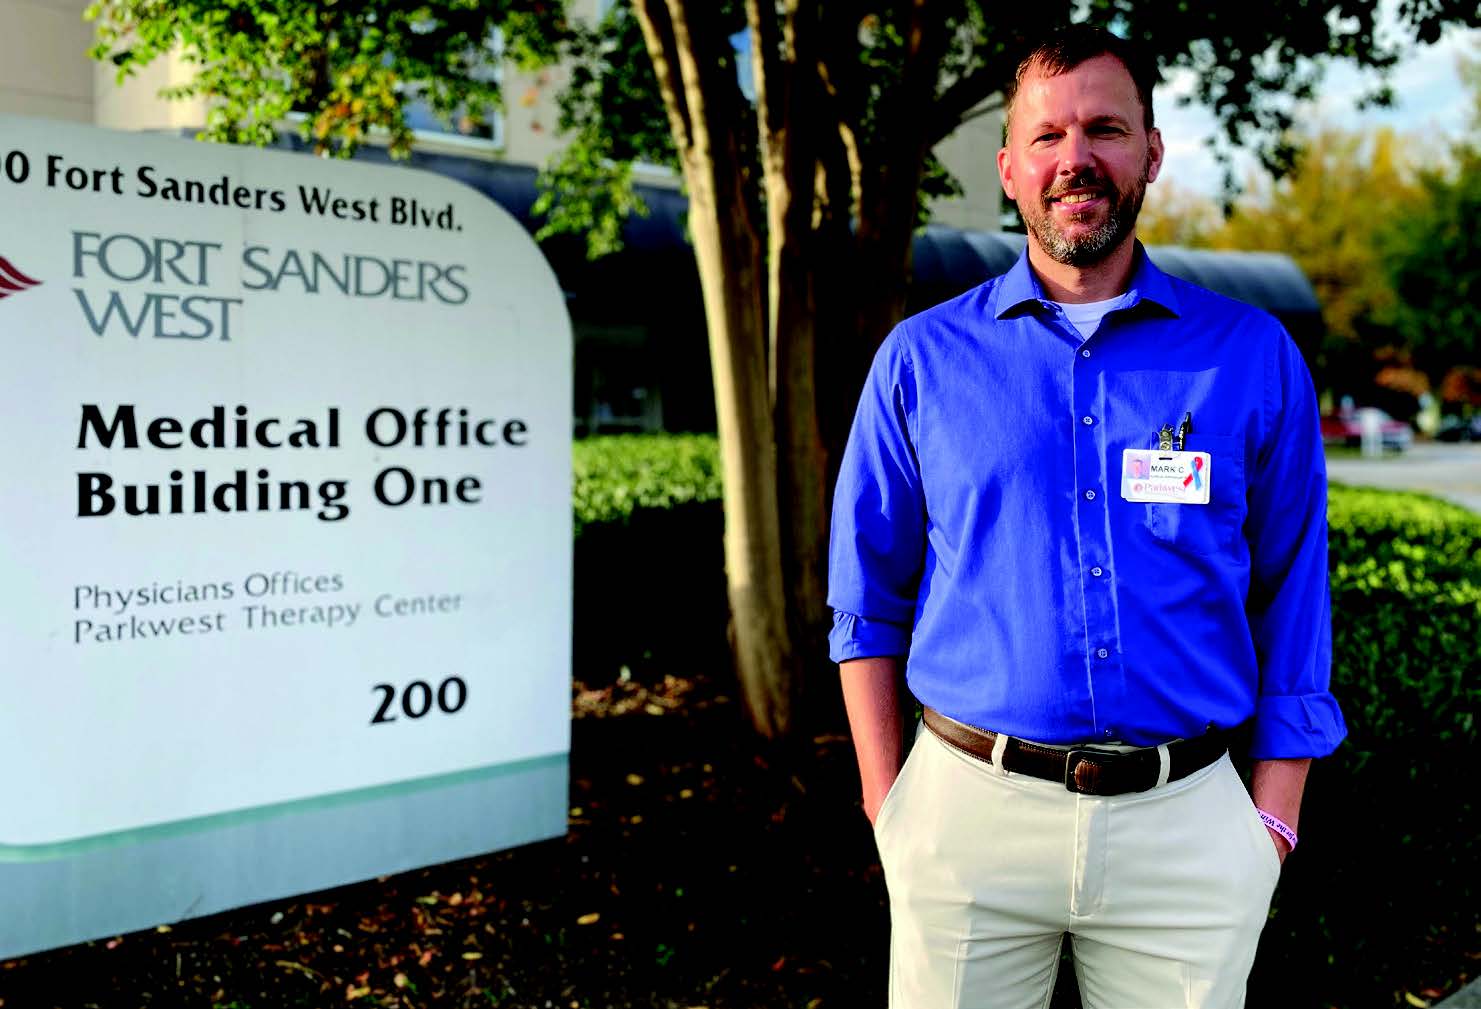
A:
[401,26,504,148]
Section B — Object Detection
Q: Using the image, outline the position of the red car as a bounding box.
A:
[1320,407,1414,451]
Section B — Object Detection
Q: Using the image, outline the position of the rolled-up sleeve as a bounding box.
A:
[1244,330,1348,759]
[827,329,928,664]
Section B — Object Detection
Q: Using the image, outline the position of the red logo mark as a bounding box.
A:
[0,255,42,302]
[1182,456,1205,490]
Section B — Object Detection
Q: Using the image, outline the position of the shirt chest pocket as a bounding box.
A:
[1140,435,1247,556]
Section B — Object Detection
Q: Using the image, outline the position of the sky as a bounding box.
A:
[1153,20,1479,196]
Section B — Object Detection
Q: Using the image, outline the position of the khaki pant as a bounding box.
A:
[873,726,1281,1009]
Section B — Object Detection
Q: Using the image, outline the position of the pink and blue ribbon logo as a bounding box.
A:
[1182,456,1204,491]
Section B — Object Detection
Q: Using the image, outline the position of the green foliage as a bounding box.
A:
[533,151,649,260]
[1255,483,1480,1006]
[85,0,569,158]
[572,434,722,534]
[533,2,669,258]
[1382,147,1481,383]
[1326,485,1481,760]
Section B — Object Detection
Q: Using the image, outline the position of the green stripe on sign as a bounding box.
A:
[0,753,568,862]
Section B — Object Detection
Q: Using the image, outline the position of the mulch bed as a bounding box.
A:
[0,671,907,1009]
[2,668,1470,1008]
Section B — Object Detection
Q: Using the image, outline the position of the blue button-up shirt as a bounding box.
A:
[828,246,1346,760]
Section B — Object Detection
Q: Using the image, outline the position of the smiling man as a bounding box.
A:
[828,25,1346,1009]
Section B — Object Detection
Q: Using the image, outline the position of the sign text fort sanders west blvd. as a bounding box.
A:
[31,151,459,230]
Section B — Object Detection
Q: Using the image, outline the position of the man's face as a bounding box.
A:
[997,54,1164,267]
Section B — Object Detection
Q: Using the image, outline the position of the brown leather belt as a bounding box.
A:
[922,707,1228,797]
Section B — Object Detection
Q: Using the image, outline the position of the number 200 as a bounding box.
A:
[370,676,467,724]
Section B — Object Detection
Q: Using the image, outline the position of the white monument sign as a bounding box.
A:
[0,114,572,958]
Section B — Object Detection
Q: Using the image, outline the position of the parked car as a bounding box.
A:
[1320,407,1414,451]
[1436,414,1481,442]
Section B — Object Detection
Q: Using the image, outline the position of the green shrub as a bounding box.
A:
[1327,487,1480,758]
[573,434,723,535]
[572,436,725,681]
[1253,484,1479,1007]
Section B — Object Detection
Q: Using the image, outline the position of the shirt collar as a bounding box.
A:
[991,241,1183,320]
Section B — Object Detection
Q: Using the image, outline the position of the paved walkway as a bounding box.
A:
[1326,443,1481,514]
[1438,976,1481,1007]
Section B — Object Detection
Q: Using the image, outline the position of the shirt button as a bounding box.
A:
[1081,349,1091,358]
[1082,416,1094,426]
[1091,566,1103,577]
[1097,647,1110,659]
[1104,728,1114,737]
[1084,490,1096,501]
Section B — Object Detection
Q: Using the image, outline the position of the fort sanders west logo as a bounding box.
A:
[66,229,468,341]
[0,255,41,302]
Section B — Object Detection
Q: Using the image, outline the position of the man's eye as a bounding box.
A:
[1035,133,1059,143]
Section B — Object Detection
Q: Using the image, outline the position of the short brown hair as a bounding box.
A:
[1004,26,1158,135]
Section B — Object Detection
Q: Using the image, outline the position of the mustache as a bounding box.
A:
[1044,171,1110,201]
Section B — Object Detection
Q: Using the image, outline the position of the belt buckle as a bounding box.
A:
[1064,748,1117,795]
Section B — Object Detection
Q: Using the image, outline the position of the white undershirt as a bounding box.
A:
[1052,293,1133,340]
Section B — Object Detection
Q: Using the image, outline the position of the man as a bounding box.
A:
[828,25,1346,1009]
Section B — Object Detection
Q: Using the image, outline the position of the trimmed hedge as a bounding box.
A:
[1257,486,1479,1007]
[1327,487,1480,755]
[574,435,1481,1006]
[572,436,726,680]
[573,434,723,535]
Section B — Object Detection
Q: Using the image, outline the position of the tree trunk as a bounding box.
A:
[690,188,795,740]
[629,0,946,740]
[771,241,829,655]
[634,0,796,738]
[749,1,831,686]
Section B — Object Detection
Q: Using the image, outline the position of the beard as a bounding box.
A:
[1020,153,1151,267]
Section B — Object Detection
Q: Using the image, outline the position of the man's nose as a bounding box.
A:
[1059,129,1093,175]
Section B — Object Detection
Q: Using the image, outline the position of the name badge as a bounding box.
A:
[1121,449,1212,504]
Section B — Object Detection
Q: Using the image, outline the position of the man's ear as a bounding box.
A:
[997,146,1016,201]
[1146,127,1164,185]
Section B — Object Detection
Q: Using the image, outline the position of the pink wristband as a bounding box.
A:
[1256,808,1298,851]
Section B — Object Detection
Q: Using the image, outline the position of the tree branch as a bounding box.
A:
[925,59,1014,149]
[958,96,1005,128]
[744,0,786,143]
[631,0,695,157]
[855,0,950,222]
[814,86,855,227]
[814,4,865,151]
[813,5,866,217]
[833,107,863,215]
[662,0,733,172]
